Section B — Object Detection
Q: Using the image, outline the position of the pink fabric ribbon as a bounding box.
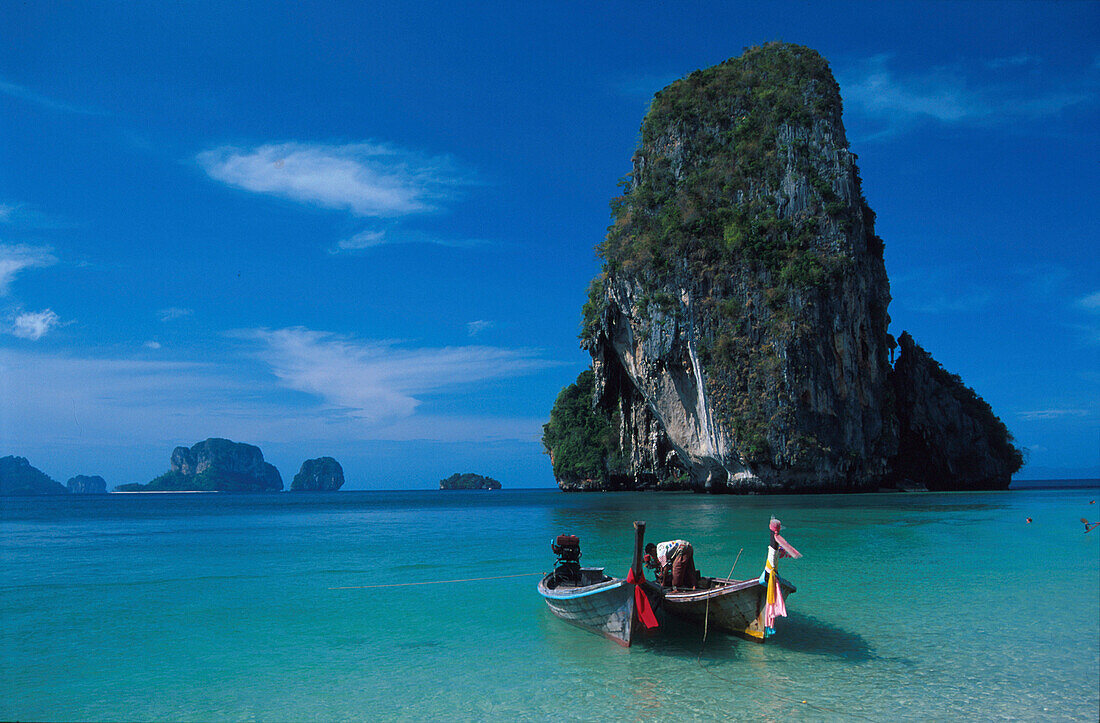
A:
[763,579,787,628]
[769,518,802,559]
[774,532,802,559]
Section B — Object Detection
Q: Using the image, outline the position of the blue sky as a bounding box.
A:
[1,1,1097,488]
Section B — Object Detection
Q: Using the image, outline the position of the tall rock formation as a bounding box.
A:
[290,457,345,491]
[117,438,283,492]
[544,43,1021,493]
[889,333,1022,490]
[66,475,108,494]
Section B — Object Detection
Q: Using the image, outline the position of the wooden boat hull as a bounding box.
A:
[655,576,796,643]
[538,574,640,646]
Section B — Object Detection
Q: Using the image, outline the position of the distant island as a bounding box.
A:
[67,475,108,494]
[439,473,502,490]
[290,457,345,491]
[0,456,68,496]
[116,438,283,492]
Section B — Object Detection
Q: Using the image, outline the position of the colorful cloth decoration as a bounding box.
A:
[626,568,659,629]
[770,517,802,559]
[761,518,800,635]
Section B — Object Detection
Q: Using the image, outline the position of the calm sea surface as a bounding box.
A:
[2,487,1098,721]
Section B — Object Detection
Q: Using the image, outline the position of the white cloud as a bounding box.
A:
[1017,409,1091,421]
[158,307,193,322]
[0,339,556,454]
[0,243,57,295]
[197,142,468,218]
[144,341,162,350]
[890,267,995,314]
[0,78,105,115]
[467,320,494,336]
[11,309,61,340]
[330,227,487,254]
[333,229,387,251]
[838,55,1094,139]
[1076,291,1100,311]
[238,327,554,425]
[0,203,15,221]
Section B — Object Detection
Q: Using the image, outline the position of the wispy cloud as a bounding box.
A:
[10,309,61,340]
[158,307,194,322]
[467,320,494,336]
[838,54,1095,139]
[1076,290,1100,311]
[984,55,1040,70]
[1017,409,1091,421]
[238,326,554,425]
[334,229,388,251]
[197,142,470,218]
[330,227,487,253]
[890,266,995,314]
[0,78,105,116]
[0,337,555,451]
[0,243,57,295]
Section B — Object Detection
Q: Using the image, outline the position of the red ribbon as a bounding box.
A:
[626,568,659,629]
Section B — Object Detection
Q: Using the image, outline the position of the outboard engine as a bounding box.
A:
[551,534,582,584]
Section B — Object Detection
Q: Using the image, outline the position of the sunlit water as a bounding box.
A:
[2,487,1098,721]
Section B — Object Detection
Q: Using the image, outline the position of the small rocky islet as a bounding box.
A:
[439,473,502,490]
[542,43,1023,494]
[116,439,344,493]
[290,457,345,492]
[1,441,346,496]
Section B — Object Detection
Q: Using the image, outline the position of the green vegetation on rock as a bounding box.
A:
[119,438,283,492]
[0,456,68,496]
[439,473,502,490]
[541,370,625,489]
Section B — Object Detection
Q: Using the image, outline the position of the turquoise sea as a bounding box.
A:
[2,487,1098,721]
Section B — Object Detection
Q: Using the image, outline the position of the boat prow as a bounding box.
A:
[537,521,658,647]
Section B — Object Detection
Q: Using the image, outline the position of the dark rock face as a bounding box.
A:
[545,43,1019,493]
[888,333,1022,490]
[565,44,895,492]
[290,457,345,491]
[0,456,68,496]
[439,473,502,490]
[119,438,283,492]
[66,475,107,494]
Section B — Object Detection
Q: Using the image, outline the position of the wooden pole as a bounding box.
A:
[632,520,646,581]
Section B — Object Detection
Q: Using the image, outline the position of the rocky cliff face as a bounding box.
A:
[545,43,1020,493]
[889,333,1022,490]
[580,44,894,492]
[0,456,67,496]
[66,475,107,494]
[117,438,283,492]
[290,457,345,491]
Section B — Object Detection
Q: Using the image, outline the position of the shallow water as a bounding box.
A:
[2,488,1098,721]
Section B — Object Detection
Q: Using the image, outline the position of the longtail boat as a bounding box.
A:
[537,521,659,646]
[645,518,801,643]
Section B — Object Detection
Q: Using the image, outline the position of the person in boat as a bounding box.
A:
[643,539,699,589]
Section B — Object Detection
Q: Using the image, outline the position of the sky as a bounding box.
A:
[1,1,1097,489]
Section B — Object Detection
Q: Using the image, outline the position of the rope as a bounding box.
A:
[328,572,544,590]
